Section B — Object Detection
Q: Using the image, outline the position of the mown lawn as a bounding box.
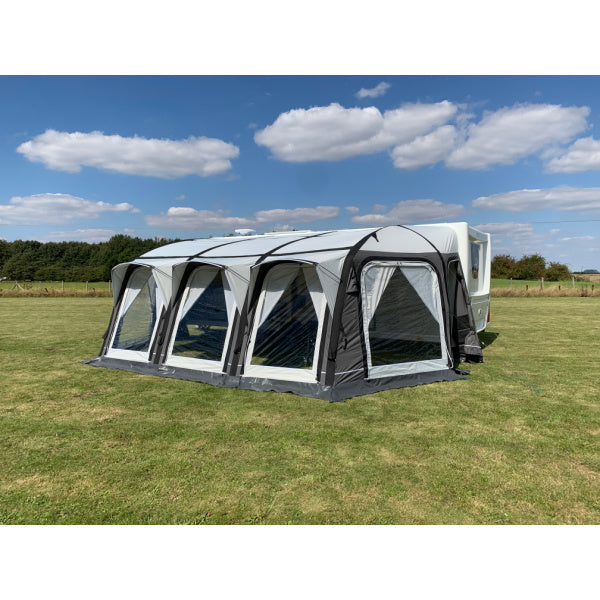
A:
[0,296,599,524]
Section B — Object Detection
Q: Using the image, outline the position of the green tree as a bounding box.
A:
[491,254,518,279]
[516,254,546,280]
[545,262,572,281]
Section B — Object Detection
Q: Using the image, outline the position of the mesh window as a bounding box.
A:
[113,275,157,352]
[172,272,229,361]
[368,268,442,365]
[251,270,319,369]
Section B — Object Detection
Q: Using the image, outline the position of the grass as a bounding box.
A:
[0,296,599,524]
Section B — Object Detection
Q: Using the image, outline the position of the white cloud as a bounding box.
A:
[475,222,548,257]
[254,101,457,163]
[17,129,240,178]
[351,199,465,225]
[254,101,592,173]
[345,206,360,215]
[255,205,339,223]
[145,207,256,231]
[145,205,340,231]
[391,125,457,169]
[560,235,597,242]
[356,81,390,99]
[446,104,589,169]
[175,194,186,201]
[475,222,534,237]
[546,136,600,173]
[473,186,600,212]
[41,229,118,243]
[0,193,137,225]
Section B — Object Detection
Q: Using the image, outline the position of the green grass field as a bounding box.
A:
[0,296,599,524]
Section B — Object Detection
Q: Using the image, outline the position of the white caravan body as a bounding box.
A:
[417,222,490,331]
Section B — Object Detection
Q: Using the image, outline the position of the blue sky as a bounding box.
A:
[1,75,600,270]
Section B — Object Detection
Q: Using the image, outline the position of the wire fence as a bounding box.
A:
[490,277,596,297]
[0,280,112,297]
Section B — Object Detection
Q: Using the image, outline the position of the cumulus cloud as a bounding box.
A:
[351,199,465,225]
[254,101,592,172]
[41,229,118,243]
[475,222,549,257]
[356,82,390,99]
[254,206,339,223]
[560,235,597,241]
[546,136,600,173]
[0,193,137,225]
[145,205,340,231]
[17,129,240,178]
[345,206,360,215]
[254,101,457,163]
[446,104,589,169]
[475,222,534,237]
[391,125,457,169]
[472,186,600,212]
[145,207,256,231]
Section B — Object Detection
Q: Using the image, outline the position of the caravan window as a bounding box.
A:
[245,264,326,381]
[110,267,161,357]
[361,262,449,377]
[470,241,480,280]
[166,267,236,370]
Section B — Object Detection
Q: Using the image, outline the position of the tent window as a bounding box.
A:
[362,262,448,376]
[250,266,323,370]
[112,270,157,352]
[172,271,229,361]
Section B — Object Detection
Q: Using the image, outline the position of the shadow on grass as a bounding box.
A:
[479,331,499,349]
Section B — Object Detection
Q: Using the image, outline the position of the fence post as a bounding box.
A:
[86,281,89,292]
[541,277,544,291]
[62,280,64,292]
[572,276,575,289]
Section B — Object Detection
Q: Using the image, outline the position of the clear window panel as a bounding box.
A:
[251,270,319,369]
[113,276,157,352]
[172,272,229,361]
[470,241,480,280]
[368,268,442,365]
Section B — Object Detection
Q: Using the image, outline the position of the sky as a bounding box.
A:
[2,75,600,270]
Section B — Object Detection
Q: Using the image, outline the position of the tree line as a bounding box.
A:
[0,237,581,283]
[491,253,573,281]
[0,235,176,282]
